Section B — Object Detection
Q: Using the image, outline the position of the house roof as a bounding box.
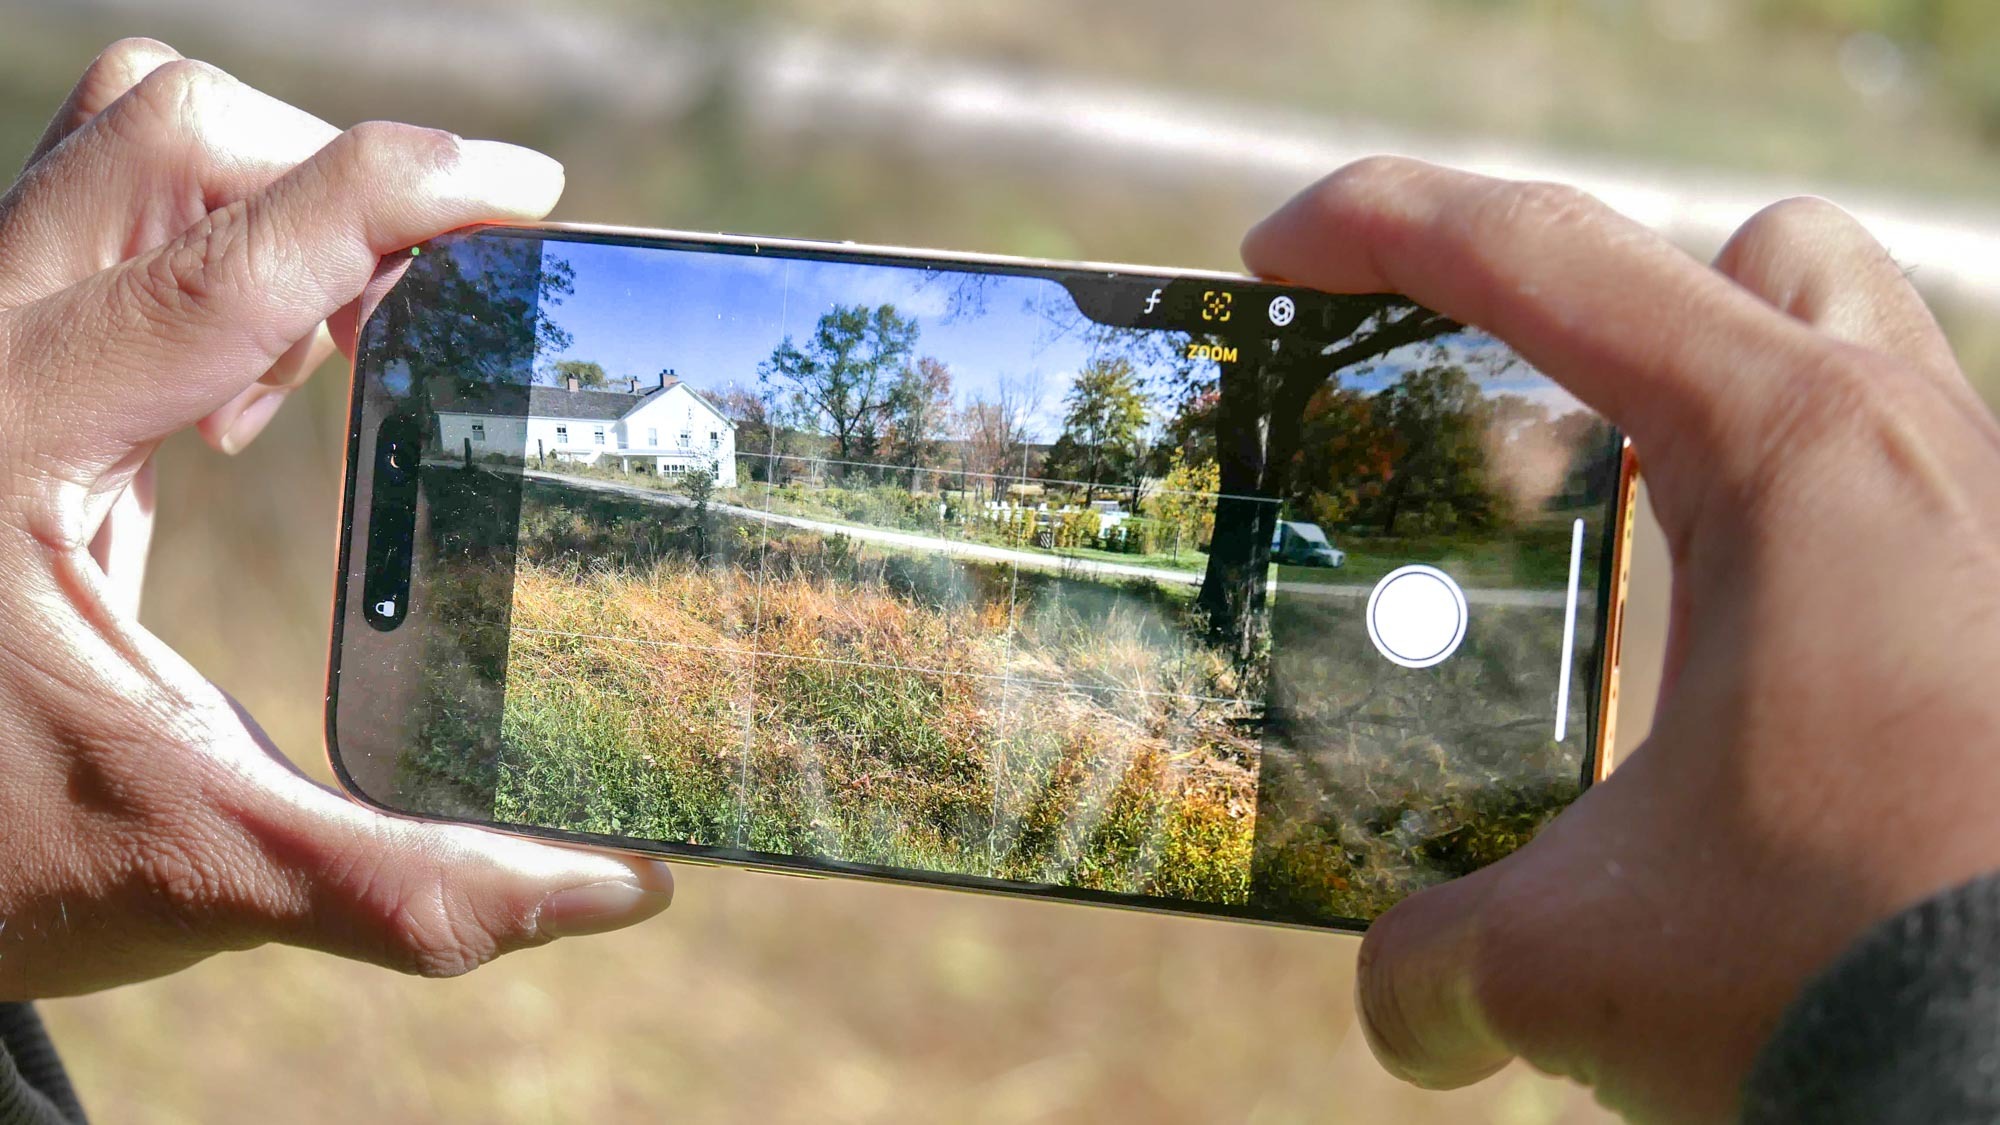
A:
[431,378,737,427]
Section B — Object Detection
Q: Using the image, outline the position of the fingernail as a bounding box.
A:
[451,139,565,217]
[219,390,286,455]
[536,875,673,939]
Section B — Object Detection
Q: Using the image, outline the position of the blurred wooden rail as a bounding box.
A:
[23,0,2000,309]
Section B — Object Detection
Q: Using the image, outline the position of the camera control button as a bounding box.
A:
[1365,565,1468,669]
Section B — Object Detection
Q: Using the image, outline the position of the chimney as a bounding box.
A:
[565,373,579,394]
[659,368,677,390]
[628,377,639,394]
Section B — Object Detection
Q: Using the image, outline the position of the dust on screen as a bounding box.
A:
[358,229,1619,926]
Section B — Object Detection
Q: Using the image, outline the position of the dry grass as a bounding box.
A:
[491,541,1261,902]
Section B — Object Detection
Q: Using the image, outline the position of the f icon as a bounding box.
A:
[1143,288,1163,315]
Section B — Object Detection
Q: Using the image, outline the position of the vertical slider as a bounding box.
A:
[1554,517,1585,742]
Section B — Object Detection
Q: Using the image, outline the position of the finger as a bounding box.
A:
[1240,159,1834,485]
[20,37,181,172]
[1713,196,1962,383]
[1354,862,1515,1089]
[200,322,337,454]
[16,122,564,478]
[0,57,340,307]
[4,60,350,457]
[85,458,156,619]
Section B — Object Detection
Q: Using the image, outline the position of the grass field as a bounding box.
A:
[391,475,1268,905]
[1287,510,1600,589]
[387,472,1598,925]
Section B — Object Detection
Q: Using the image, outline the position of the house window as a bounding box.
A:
[593,427,606,446]
[470,423,485,441]
[555,425,568,443]
[709,431,720,449]
[647,427,658,446]
[678,432,691,448]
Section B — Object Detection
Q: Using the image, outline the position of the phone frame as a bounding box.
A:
[325,221,1640,932]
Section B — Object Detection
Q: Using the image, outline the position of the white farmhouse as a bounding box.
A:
[434,371,738,486]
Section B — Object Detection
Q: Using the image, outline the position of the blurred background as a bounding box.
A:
[5,0,1998,1120]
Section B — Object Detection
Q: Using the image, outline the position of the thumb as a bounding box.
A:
[1354,860,1516,1088]
[237,769,674,976]
[208,697,673,978]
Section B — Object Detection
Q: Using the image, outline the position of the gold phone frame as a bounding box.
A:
[325,222,1639,931]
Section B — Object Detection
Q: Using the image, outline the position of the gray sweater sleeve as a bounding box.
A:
[1742,872,2000,1123]
[0,1004,84,1125]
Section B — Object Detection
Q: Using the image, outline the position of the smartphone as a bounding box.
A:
[327,224,1636,932]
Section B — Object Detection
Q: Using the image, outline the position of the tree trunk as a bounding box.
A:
[1197,359,1270,658]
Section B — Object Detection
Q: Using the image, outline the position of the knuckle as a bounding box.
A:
[73,38,176,105]
[1317,155,1425,212]
[1770,346,1899,443]
[321,847,529,978]
[370,875,522,979]
[339,120,461,180]
[82,37,167,84]
[1742,345,1924,497]
[1755,194,1850,233]
[1727,196,1859,264]
[123,200,257,328]
[132,836,228,921]
[1485,179,1607,234]
[119,58,231,140]
[124,818,276,948]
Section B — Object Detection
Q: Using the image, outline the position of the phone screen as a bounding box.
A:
[332,226,1626,929]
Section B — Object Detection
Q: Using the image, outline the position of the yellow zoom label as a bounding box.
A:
[1186,343,1239,362]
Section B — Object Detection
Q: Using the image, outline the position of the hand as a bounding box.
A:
[1245,160,2000,1121]
[0,39,672,1000]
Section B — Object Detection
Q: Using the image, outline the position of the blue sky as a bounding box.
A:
[537,241,1105,440]
[533,240,1586,442]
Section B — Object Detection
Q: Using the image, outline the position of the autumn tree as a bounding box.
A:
[883,356,954,488]
[759,303,919,468]
[1285,385,1394,530]
[1045,357,1150,504]
[1145,450,1220,559]
[710,381,784,480]
[958,375,1042,503]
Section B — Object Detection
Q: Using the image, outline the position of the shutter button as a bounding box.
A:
[1365,565,1468,669]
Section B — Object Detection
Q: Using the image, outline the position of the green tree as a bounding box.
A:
[759,303,920,467]
[1364,365,1497,535]
[680,466,716,560]
[550,358,608,388]
[368,236,575,440]
[1044,357,1150,503]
